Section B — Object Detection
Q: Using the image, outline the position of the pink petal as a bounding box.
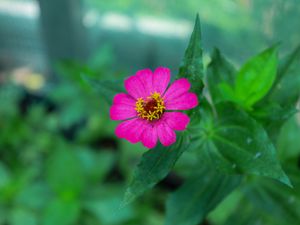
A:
[124,74,147,99]
[152,67,171,95]
[165,92,198,110]
[136,69,153,96]
[163,78,191,101]
[115,118,147,143]
[110,104,136,120]
[113,93,136,106]
[162,112,190,131]
[141,125,158,148]
[156,122,176,146]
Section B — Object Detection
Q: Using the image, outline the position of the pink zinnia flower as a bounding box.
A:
[110,67,198,148]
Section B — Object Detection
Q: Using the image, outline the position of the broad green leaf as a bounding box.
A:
[235,46,278,109]
[83,76,124,104]
[268,45,300,106]
[123,135,189,205]
[46,147,85,197]
[195,103,291,187]
[207,48,236,103]
[218,83,236,103]
[42,198,80,225]
[178,14,204,96]
[165,168,241,225]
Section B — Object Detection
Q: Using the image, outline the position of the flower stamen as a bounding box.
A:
[135,92,165,121]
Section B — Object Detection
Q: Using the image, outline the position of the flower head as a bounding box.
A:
[110,67,198,148]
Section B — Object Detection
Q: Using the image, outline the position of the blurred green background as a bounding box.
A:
[0,0,300,225]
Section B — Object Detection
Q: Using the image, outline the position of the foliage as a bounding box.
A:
[1,12,300,225]
[86,14,300,225]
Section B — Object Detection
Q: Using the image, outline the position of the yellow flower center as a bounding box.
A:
[135,92,165,121]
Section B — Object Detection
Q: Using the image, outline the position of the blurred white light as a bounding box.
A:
[136,16,192,38]
[0,0,39,19]
[0,0,193,40]
[85,10,192,39]
[100,12,132,31]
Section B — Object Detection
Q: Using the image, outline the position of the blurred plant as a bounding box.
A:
[0,46,166,225]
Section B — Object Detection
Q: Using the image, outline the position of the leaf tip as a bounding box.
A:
[272,169,293,188]
[194,13,201,32]
[280,174,293,188]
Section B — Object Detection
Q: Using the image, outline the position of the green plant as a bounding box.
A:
[89,15,300,225]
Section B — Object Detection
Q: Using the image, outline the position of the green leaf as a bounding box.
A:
[123,134,189,205]
[235,45,278,109]
[218,83,236,103]
[195,103,291,187]
[207,48,236,103]
[46,147,85,197]
[42,198,80,225]
[165,167,241,225]
[274,45,300,90]
[83,76,124,104]
[178,14,204,96]
[268,45,300,106]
